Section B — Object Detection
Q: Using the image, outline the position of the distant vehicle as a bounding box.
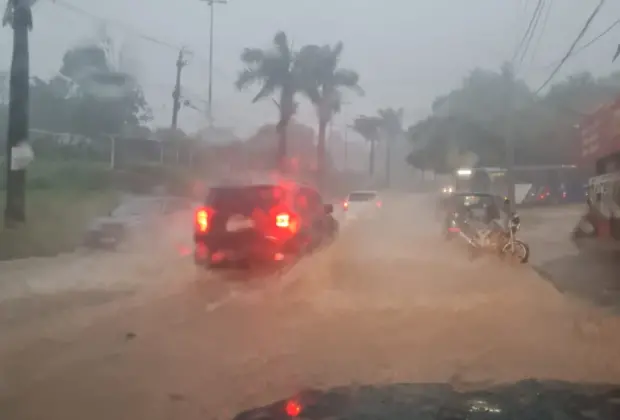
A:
[442,192,529,263]
[521,182,587,206]
[84,195,193,249]
[342,190,382,217]
[193,181,339,268]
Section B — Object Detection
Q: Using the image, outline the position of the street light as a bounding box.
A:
[200,0,227,126]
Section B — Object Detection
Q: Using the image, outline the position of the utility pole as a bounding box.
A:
[171,48,188,130]
[344,120,349,172]
[4,0,34,227]
[201,0,227,127]
[503,64,516,211]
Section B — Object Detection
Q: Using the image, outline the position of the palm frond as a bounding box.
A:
[330,42,343,60]
[300,83,321,105]
[240,48,265,65]
[235,68,259,90]
[333,69,359,88]
[252,79,276,103]
[273,31,291,63]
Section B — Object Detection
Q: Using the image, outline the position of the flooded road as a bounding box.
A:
[2,194,620,420]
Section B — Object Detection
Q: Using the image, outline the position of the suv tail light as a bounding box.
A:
[343,201,349,210]
[195,207,213,233]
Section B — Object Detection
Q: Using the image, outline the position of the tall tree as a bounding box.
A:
[351,115,382,175]
[235,31,307,173]
[3,0,33,226]
[300,42,362,189]
[377,107,404,186]
[405,65,616,173]
[59,43,152,138]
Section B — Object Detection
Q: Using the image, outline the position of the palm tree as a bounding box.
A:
[300,42,362,189]
[377,107,404,187]
[351,115,382,176]
[3,0,33,226]
[235,31,305,173]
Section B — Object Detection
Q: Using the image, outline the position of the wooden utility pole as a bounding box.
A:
[171,48,188,130]
[4,0,33,227]
[503,64,516,211]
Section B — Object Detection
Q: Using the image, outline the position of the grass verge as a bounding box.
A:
[0,190,119,260]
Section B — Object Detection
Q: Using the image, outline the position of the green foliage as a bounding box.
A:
[351,115,382,175]
[236,32,363,177]
[407,65,620,173]
[0,43,153,139]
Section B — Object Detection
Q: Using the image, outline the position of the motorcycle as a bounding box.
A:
[444,210,530,263]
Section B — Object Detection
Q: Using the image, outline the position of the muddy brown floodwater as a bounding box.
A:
[1,195,620,420]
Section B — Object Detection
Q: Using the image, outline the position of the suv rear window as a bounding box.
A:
[206,185,283,211]
[348,192,377,202]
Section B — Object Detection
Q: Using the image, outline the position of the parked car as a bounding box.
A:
[84,195,193,249]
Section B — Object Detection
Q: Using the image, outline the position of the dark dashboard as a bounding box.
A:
[233,380,620,420]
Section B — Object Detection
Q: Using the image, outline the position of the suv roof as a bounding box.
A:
[347,190,378,201]
[349,190,377,194]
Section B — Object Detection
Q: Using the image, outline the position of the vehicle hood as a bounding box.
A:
[232,380,620,419]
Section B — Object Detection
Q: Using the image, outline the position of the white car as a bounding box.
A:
[342,190,382,219]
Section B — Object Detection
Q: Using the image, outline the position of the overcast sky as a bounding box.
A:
[1,0,619,137]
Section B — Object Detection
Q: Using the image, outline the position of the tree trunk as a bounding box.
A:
[277,89,295,174]
[317,117,328,191]
[385,137,392,187]
[369,140,375,176]
[276,118,288,172]
[4,2,31,227]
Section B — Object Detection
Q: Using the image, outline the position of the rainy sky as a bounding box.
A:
[0,0,619,137]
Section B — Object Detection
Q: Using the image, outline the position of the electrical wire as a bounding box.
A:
[528,0,553,65]
[516,0,546,66]
[51,0,233,80]
[573,18,619,56]
[52,0,182,50]
[534,17,620,71]
[535,0,605,94]
[512,0,545,65]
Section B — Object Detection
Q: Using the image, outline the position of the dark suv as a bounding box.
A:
[193,182,338,268]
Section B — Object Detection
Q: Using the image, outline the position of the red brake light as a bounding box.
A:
[195,207,212,233]
[285,399,302,417]
[376,200,382,208]
[343,201,349,210]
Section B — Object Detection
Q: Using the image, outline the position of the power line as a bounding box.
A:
[574,18,619,55]
[516,0,546,66]
[528,0,553,65]
[512,0,545,65]
[534,17,620,71]
[52,0,182,51]
[535,0,605,94]
[51,0,233,81]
